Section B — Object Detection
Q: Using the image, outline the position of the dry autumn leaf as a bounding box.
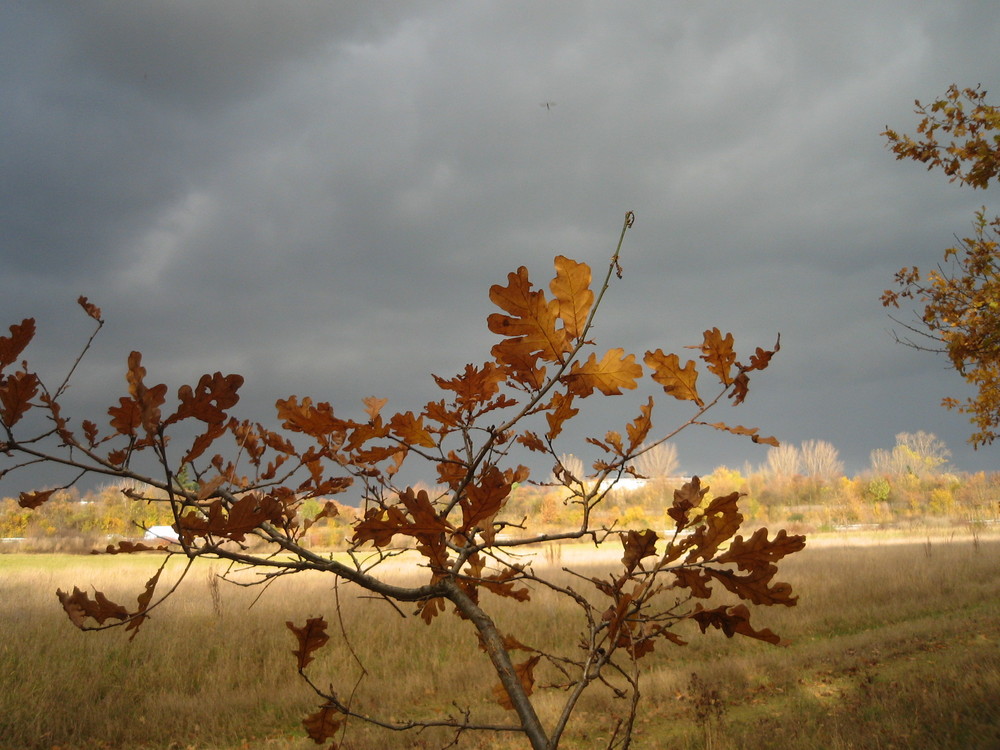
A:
[690,604,782,645]
[621,529,658,574]
[108,396,142,436]
[302,702,342,744]
[685,491,744,560]
[18,488,56,509]
[462,465,514,531]
[705,422,779,447]
[494,655,541,710]
[626,397,654,451]
[363,395,388,420]
[717,528,807,570]
[550,255,594,341]
[545,391,578,440]
[489,266,571,363]
[668,476,711,529]
[0,319,35,372]
[563,348,642,396]
[98,540,166,555]
[125,352,168,435]
[124,567,163,640]
[275,396,346,440]
[287,616,330,671]
[695,328,736,386]
[0,370,39,428]
[57,587,129,628]
[77,296,103,322]
[644,349,703,406]
[389,410,437,448]
[168,372,244,425]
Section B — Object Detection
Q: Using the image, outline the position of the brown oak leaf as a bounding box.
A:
[644,350,703,406]
[621,529,658,574]
[302,702,342,745]
[57,587,129,628]
[494,655,541,710]
[690,603,782,644]
[563,348,642,396]
[0,319,35,371]
[550,255,594,340]
[287,616,330,671]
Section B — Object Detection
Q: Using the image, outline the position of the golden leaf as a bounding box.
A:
[550,255,594,340]
[695,328,736,386]
[389,410,436,448]
[545,391,578,440]
[707,422,779,446]
[644,349,703,406]
[626,397,654,451]
[489,266,571,363]
[563,348,642,396]
[363,395,388,420]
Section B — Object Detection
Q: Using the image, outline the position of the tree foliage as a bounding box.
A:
[799,439,844,480]
[0,213,804,750]
[764,443,802,481]
[882,84,1000,446]
[870,430,951,478]
[633,440,680,480]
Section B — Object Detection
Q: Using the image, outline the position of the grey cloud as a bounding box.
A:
[3,2,1000,495]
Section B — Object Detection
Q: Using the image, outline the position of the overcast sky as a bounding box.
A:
[3,2,999,496]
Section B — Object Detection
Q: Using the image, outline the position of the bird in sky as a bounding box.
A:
[540,101,556,111]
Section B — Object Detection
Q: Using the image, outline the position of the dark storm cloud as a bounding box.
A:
[3,2,1000,495]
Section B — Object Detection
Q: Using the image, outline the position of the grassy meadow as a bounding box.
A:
[1,531,999,750]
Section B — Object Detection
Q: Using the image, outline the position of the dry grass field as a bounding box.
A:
[1,530,998,750]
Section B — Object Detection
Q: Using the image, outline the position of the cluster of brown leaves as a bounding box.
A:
[586,477,804,666]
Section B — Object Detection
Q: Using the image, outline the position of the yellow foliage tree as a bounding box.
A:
[883,84,1000,446]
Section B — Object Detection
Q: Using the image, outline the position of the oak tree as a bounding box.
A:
[0,213,804,750]
[883,84,1000,446]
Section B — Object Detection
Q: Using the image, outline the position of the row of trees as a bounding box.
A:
[553,430,950,489]
[3,430,989,549]
[523,430,990,532]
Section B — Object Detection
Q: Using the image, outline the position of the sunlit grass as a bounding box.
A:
[1,534,999,749]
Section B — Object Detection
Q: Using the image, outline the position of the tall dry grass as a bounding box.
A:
[1,534,998,749]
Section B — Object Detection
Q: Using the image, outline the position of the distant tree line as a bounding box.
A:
[2,430,995,551]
